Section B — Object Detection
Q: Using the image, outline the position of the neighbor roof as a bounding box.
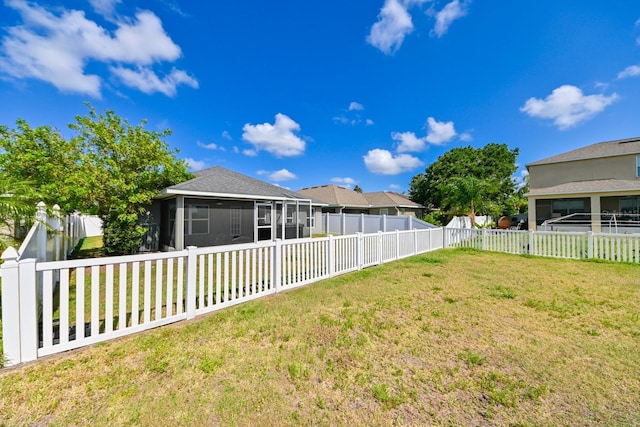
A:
[363,191,422,208]
[526,179,640,197]
[158,166,317,202]
[297,184,370,207]
[526,136,640,167]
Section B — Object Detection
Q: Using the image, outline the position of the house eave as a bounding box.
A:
[157,188,318,204]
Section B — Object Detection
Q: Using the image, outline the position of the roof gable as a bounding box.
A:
[527,137,640,167]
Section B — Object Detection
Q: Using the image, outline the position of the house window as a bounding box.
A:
[286,204,296,224]
[230,207,241,237]
[307,207,315,228]
[185,204,209,235]
[551,199,585,217]
[636,156,640,177]
[619,198,640,214]
[380,208,389,215]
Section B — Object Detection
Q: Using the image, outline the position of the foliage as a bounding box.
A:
[353,185,363,193]
[423,211,446,226]
[0,173,39,251]
[0,105,193,255]
[409,143,519,215]
[443,176,500,226]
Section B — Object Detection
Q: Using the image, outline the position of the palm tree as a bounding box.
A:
[443,176,498,227]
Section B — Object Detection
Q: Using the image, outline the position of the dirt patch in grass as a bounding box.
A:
[1,248,639,426]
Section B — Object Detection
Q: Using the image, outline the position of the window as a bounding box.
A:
[636,155,640,177]
[620,197,640,214]
[380,208,389,215]
[185,205,209,235]
[551,199,585,217]
[286,204,296,224]
[230,207,241,237]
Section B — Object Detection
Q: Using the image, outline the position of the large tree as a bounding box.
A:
[0,105,193,255]
[409,143,519,216]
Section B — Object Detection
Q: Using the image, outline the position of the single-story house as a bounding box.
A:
[526,136,640,231]
[150,166,325,250]
[296,184,424,217]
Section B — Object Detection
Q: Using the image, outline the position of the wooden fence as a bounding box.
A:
[1,228,444,366]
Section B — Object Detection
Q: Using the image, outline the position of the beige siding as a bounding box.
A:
[529,154,638,189]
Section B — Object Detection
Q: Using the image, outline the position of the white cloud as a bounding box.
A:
[89,0,121,17]
[520,85,619,130]
[618,65,640,79]
[393,131,425,153]
[431,0,470,38]
[363,149,423,175]
[197,141,218,150]
[222,130,232,140]
[242,148,257,157]
[331,177,357,188]
[0,1,195,97]
[425,116,457,144]
[259,168,297,182]
[333,116,350,125]
[459,132,472,141]
[389,184,401,190]
[349,101,364,111]
[184,157,206,171]
[367,0,414,54]
[366,119,375,126]
[242,113,306,157]
[110,66,197,96]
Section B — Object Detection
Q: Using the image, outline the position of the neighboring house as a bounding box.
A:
[526,136,640,231]
[151,166,324,250]
[297,184,424,217]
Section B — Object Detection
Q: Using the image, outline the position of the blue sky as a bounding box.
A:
[1,1,640,194]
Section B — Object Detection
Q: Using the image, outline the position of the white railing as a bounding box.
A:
[1,228,443,366]
[444,228,640,262]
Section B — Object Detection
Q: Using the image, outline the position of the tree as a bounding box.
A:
[0,174,38,251]
[353,185,363,193]
[442,176,498,227]
[0,105,193,255]
[409,143,519,216]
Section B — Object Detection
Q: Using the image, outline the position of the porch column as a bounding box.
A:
[175,196,185,250]
[590,195,601,233]
[527,197,537,230]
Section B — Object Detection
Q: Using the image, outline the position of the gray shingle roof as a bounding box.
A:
[297,185,371,207]
[526,136,640,167]
[363,191,422,208]
[526,179,640,197]
[161,166,312,201]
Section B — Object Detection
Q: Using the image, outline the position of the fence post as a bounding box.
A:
[356,233,363,270]
[274,239,282,292]
[409,216,413,230]
[186,246,197,319]
[36,201,47,262]
[414,228,419,255]
[383,215,387,232]
[18,257,38,363]
[1,247,22,366]
[482,228,487,251]
[341,214,346,235]
[587,231,593,259]
[443,227,448,248]
[360,214,365,233]
[529,229,535,255]
[328,235,335,277]
[395,229,400,260]
[377,231,383,264]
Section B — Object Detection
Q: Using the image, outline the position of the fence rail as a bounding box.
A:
[1,228,443,366]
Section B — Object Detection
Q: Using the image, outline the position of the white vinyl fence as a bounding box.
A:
[445,228,640,262]
[1,228,443,366]
[320,212,435,235]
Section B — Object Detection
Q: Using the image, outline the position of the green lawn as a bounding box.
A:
[1,248,639,426]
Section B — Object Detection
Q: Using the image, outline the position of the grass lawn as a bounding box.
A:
[1,248,639,426]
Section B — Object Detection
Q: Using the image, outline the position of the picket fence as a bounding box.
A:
[445,227,640,262]
[1,228,444,366]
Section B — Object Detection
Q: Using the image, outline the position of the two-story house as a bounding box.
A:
[526,136,640,231]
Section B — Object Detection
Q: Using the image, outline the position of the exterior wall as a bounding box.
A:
[529,154,638,189]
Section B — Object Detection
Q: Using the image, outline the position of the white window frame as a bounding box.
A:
[185,204,209,235]
[636,155,640,177]
[286,204,296,224]
[379,208,389,215]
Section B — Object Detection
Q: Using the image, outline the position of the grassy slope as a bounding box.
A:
[0,248,639,426]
